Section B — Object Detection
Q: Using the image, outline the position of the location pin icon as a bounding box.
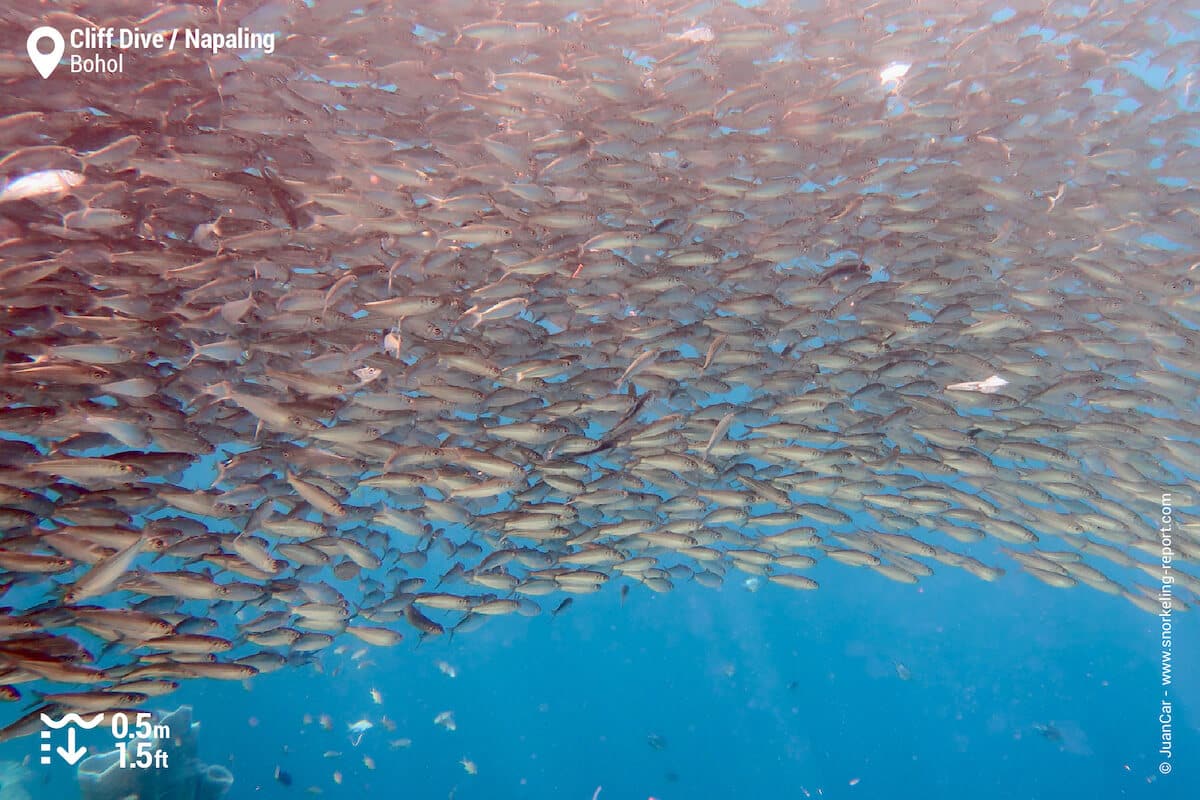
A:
[27,26,65,79]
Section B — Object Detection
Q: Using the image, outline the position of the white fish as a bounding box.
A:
[0,169,83,203]
[676,25,714,43]
[945,375,1009,394]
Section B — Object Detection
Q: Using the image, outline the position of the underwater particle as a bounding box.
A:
[275,765,293,786]
[460,757,477,775]
[1033,722,1064,742]
[437,660,458,678]
[895,662,912,680]
[743,576,761,592]
[434,711,457,731]
[363,755,376,769]
[370,687,383,704]
[646,734,667,751]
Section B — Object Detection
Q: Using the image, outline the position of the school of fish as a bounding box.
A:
[0,0,1198,742]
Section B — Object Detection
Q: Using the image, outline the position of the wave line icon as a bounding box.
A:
[41,712,105,729]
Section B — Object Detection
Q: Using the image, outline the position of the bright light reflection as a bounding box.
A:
[880,62,911,84]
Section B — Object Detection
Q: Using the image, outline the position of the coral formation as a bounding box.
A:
[78,706,232,800]
[0,760,31,800]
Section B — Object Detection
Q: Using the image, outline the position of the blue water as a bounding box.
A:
[16,538,1196,800]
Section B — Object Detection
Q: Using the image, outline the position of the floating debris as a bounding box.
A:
[348,719,372,747]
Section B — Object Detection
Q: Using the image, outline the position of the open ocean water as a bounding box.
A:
[0,1,1197,799]
[13,520,1200,800]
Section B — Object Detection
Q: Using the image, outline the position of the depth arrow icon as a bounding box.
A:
[57,727,86,765]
